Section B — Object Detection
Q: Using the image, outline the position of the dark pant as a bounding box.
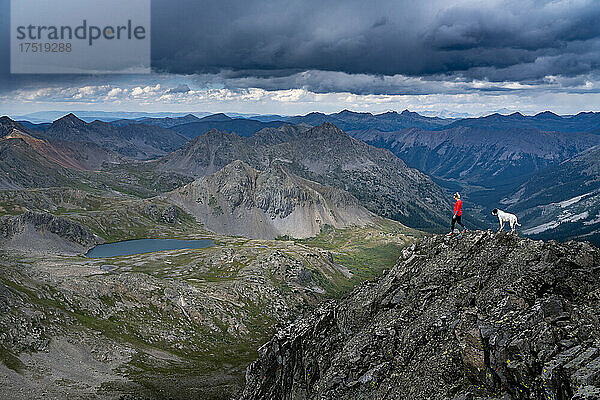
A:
[451,215,465,231]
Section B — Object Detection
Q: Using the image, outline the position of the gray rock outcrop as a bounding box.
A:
[241,231,600,400]
[0,211,103,254]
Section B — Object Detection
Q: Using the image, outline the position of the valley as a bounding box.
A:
[1,109,600,399]
[0,216,417,399]
[0,113,423,398]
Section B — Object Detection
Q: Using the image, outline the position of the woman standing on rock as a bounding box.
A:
[448,192,467,236]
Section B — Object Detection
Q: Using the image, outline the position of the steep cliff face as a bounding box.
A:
[0,211,103,254]
[241,231,600,400]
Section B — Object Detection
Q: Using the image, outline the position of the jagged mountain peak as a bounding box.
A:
[53,113,85,126]
[0,116,29,137]
[165,159,374,239]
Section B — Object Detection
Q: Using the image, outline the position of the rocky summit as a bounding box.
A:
[164,160,375,239]
[241,231,600,400]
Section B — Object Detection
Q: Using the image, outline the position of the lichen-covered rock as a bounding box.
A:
[240,231,600,400]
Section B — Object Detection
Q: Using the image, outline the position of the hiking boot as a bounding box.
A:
[446,232,454,236]
[462,228,468,233]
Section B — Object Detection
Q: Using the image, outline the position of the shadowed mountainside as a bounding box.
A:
[38,113,189,160]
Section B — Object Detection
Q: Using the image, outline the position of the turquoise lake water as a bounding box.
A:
[85,238,214,258]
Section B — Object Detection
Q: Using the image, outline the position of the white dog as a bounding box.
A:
[491,208,521,232]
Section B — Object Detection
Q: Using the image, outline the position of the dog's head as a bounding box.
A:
[491,209,498,215]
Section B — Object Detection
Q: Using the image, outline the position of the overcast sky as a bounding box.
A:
[2,0,600,117]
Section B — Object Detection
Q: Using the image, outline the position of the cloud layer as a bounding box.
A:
[4,78,600,117]
[151,0,600,83]
[1,0,600,113]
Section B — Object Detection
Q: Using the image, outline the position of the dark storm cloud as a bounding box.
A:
[195,68,600,96]
[166,84,191,94]
[151,0,600,83]
[2,0,600,96]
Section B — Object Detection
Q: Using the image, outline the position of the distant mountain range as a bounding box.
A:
[36,113,189,160]
[103,109,600,143]
[112,112,289,138]
[351,126,600,190]
[111,113,202,128]
[5,108,600,241]
[104,109,454,132]
[446,111,600,132]
[285,109,453,131]
[170,114,288,138]
[0,116,120,182]
[0,116,192,196]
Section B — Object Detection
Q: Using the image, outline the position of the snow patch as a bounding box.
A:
[500,187,525,205]
[558,192,594,208]
[523,211,589,235]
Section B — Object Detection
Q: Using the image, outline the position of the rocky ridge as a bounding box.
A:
[241,231,600,400]
[164,160,375,239]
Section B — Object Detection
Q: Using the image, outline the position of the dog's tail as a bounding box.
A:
[516,221,521,226]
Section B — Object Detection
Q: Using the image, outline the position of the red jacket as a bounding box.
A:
[454,199,463,216]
